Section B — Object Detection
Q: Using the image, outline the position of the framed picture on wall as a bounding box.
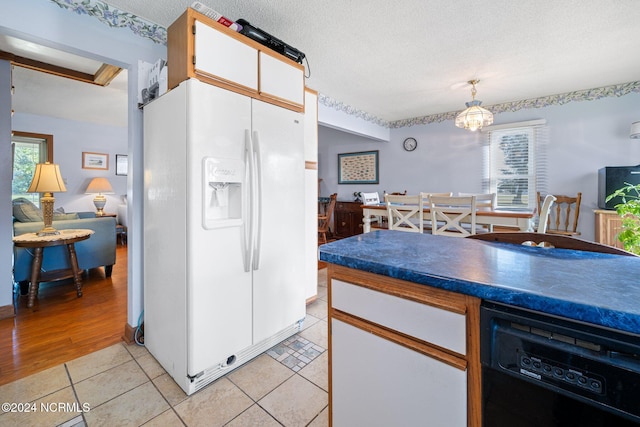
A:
[82,152,109,170]
[338,150,379,184]
[115,154,128,176]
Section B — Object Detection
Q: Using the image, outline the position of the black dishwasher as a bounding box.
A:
[480,301,640,426]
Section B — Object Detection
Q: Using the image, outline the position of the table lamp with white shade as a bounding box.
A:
[27,162,67,236]
[86,177,114,216]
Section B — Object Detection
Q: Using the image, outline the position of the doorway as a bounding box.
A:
[3,35,132,381]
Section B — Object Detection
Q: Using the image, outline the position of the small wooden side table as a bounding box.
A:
[13,229,94,308]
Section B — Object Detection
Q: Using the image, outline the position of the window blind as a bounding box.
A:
[482,121,548,209]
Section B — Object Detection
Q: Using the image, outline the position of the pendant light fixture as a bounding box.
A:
[455,80,494,131]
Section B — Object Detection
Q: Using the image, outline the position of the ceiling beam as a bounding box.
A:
[93,63,122,86]
[0,50,121,86]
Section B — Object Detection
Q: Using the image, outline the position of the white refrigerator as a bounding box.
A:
[143,78,306,394]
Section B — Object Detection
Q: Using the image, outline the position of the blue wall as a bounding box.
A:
[12,113,128,213]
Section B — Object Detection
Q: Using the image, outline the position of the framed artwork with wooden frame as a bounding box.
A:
[338,150,379,184]
[82,152,109,170]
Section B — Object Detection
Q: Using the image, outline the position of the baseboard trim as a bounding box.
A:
[0,304,14,320]
[122,322,136,344]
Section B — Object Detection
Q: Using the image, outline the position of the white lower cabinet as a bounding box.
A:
[331,319,467,427]
[328,266,481,427]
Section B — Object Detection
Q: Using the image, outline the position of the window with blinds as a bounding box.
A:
[12,132,52,206]
[483,120,548,210]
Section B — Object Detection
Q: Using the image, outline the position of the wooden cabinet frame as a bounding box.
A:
[327,264,482,426]
[594,209,624,249]
[167,8,305,112]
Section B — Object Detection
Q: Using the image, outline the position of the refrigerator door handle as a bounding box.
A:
[243,129,253,273]
[252,130,263,271]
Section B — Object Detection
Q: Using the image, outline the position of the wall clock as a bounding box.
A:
[403,137,417,152]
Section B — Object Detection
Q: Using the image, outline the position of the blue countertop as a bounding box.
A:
[318,231,640,336]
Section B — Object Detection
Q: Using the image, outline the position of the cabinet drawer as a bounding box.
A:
[194,20,258,92]
[259,51,304,108]
[332,279,466,355]
[336,202,362,213]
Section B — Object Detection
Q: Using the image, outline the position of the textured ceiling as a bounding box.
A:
[102,0,640,123]
[8,0,640,128]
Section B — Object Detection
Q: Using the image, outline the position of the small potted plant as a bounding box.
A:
[606,183,640,255]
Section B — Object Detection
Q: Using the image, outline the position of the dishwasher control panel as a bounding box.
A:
[481,301,640,423]
[518,352,605,395]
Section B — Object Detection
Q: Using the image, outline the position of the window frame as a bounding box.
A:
[483,120,547,210]
[11,131,54,205]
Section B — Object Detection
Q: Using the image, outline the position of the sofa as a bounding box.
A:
[12,198,117,285]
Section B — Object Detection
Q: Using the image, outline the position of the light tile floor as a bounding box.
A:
[0,270,329,427]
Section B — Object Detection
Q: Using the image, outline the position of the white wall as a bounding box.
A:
[318,102,390,142]
[12,113,127,214]
[318,92,640,242]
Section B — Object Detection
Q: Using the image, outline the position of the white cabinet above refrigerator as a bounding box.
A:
[168,8,305,112]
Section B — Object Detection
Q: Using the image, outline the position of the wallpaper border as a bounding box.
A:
[50,0,640,129]
[50,0,167,45]
[322,81,640,129]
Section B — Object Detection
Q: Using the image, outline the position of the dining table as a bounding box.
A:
[361,203,535,233]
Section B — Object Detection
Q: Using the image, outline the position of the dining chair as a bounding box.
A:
[459,192,496,209]
[537,192,582,236]
[429,195,477,237]
[422,192,453,198]
[418,192,453,231]
[318,193,337,244]
[536,194,557,233]
[459,192,497,231]
[385,194,423,233]
[380,191,407,227]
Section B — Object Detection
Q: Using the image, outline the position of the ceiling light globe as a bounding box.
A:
[455,101,494,131]
[456,80,494,131]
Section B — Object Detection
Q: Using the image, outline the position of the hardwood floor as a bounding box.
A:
[0,245,128,386]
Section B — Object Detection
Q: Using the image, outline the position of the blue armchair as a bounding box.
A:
[13,212,117,285]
